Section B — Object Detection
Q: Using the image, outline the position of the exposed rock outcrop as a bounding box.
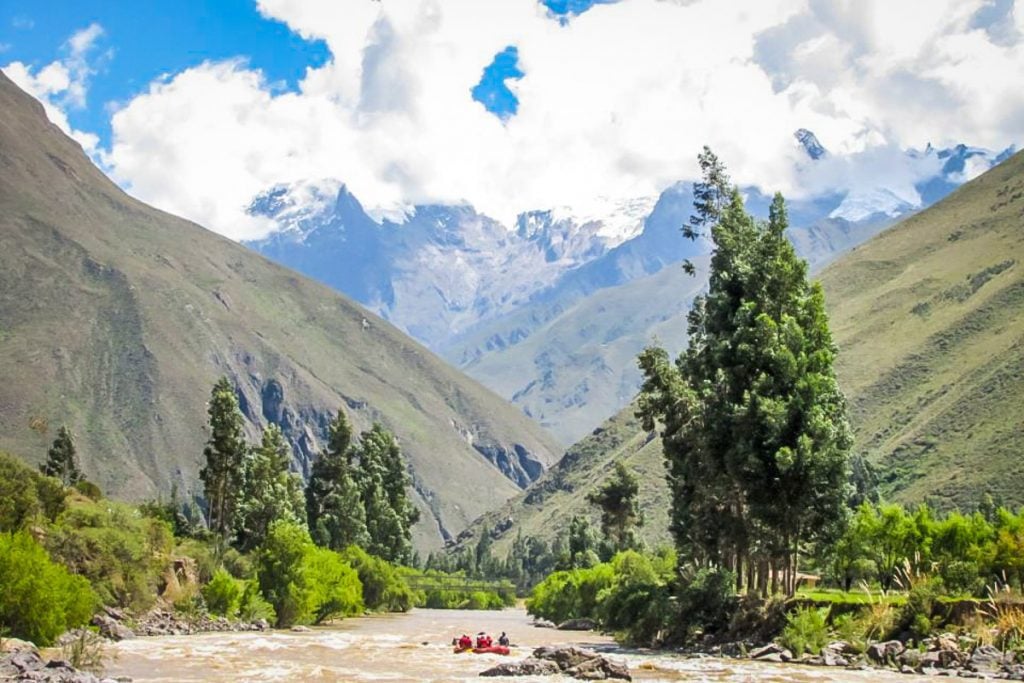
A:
[480,646,630,680]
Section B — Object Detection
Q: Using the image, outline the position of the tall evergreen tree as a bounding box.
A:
[680,146,731,276]
[637,151,852,596]
[199,377,248,538]
[586,462,644,558]
[235,424,305,551]
[41,425,82,486]
[358,424,418,564]
[305,410,369,550]
[565,515,598,569]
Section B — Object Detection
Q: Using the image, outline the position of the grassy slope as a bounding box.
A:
[0,71,561,552]
[454,257,709,446]
[463,151,1024,555]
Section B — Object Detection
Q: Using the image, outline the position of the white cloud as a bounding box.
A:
[2,23,106,153]
[69,2,1024,239]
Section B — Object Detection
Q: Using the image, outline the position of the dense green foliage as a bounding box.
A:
[0,452,67,531]
[526,549,676,643]
[40,426,82,486]
[236,424,305,551]
[305,411,418,565]
[780,606,831,656]
[357,424,420,564]
[199,377,248,539]
[306,411,369,550]
[255,520,316,627]
[818,501,1024,596]
[340,545,415,612]
[405,569,516,610]
[638,149,851,596]
[201,568,242,617]
[253,520,369,627]
[0,531,96,645]
[45,498,174,610]
[305,546,364,623]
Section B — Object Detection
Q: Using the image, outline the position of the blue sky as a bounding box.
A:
[0,0,604,147]
[0,0,328,146]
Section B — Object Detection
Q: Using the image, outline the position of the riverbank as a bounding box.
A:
[100,608,947,682]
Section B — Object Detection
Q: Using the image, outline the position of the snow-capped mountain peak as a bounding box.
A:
[795,128,828,160]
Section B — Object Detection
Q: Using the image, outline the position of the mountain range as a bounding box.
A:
[0,70,561,553]
[458,147,1024,555]
[247,135,1013,444]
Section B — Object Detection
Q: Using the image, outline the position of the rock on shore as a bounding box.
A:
[0,646,128,683]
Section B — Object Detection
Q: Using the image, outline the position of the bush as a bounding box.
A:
[45,499,174,610]
[780,606,830,657]
[0,452,67,531]
[677,567,737,635]
[74,480,103,501]
[238,580,275,623]
[306,547,363,623]
[256,521,313,628]
[527,562,615,624]
[0,531,96,645]
[340,546,414,612]
[59,629,109,674]
[898,575,945,639]
[221,547,254,580]
[202,568,242,617]
[940,560,985,597]
[174,538,218,585]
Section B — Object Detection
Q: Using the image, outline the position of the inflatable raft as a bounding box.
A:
[453,646,511,655]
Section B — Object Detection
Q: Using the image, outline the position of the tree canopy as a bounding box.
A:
[637,148,852,596]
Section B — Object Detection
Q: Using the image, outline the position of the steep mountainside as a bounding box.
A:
[248,144,1007,445]
[0,71,561,552]
[460,150,1024,554]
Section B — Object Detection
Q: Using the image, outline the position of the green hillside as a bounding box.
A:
[447,257,709,446]
[0,71,562,552]
[460,150,1024,555]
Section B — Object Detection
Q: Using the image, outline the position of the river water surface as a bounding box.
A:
[106,608,936,682]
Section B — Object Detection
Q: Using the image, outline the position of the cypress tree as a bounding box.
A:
[637,150,852,596]
[305,410,369,550]
[199,377,248,538]
[41,425,82,486]
[586,462,644,558]
[235,424,305,551]
[358,424,417,564]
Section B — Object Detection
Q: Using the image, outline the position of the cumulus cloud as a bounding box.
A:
[3,23,106,154]
[70,2,1024,238]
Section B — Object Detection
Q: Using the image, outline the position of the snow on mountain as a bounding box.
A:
[246,133,1016,443]
[829,188,915,222]
[795,128,827,160]
[548,195,658,247]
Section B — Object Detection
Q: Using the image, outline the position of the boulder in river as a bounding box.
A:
[557,618,598,631]
[479,658,561,677]
[482,646,630,681]
[748,643,792,662]
[92,613,136,641]
[564,655,632,680]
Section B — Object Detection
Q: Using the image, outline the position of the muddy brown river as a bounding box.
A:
[106,608,935,682]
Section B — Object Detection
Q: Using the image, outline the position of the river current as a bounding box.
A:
[106,608,935,682]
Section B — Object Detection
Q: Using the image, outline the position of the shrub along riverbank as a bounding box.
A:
[523,500,1024,674]
[0,447,513,652]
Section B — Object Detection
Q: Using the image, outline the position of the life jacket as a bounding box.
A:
[459,635,472,649]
